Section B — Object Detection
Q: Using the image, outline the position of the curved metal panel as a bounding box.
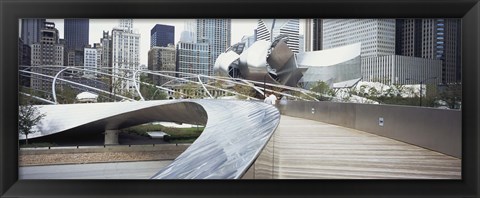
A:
[296,43,361,67]
[267,40,304,86]
[238,40,271,81]
[20,100,280,179]
[216,40,362,88]
[152,100,280,179]
[214,51,240,76]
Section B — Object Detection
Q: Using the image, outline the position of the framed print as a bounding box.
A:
[1,0,479,197]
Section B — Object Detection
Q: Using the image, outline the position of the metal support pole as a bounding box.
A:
[264,73,267,98]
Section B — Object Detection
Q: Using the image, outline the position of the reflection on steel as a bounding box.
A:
[20,100,280,179]
[215,37,362,88]
[151,100,280,179]
[298,43,362,87]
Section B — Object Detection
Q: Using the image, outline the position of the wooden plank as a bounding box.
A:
[254,115,461,179]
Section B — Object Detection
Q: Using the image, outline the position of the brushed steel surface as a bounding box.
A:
[20,100,281,179]
[215,39,362,87]
[151,100,280,179]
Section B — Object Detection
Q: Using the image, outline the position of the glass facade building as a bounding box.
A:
[64,19,89,51]
[395,19,461,84]
[195,19,231,76]
[323,19,396,57]
[21,19,46,46]
[176,42,210,82]
[150,24,175,48]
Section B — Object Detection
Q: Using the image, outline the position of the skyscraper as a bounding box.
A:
[21,19,46,46]
[176,42,210,82]
[19,38,31,87]
[64,19,89,51]
[321,19,444,85]
[111,19,141,95]
[100,31,112,70]
[148,44,176,85]
[256,19,300,53]
[312,19,323,51]
[84,45,100,78]
[396,19,461,84]
[322,19,396,57]
[31,22,64,92]
[195,19,231,76]
[150,24,175,48]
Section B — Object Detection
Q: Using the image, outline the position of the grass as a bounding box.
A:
[120,123,204,143]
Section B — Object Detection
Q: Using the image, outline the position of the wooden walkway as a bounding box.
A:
[252,115,461,179]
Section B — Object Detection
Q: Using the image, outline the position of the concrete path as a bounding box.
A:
[19,160,173,179]
[254,115,461,179]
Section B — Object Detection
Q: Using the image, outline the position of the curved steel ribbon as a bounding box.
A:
[21,100,280,179]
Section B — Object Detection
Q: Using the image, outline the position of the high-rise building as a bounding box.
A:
[195,19,231,76]
[304,19,313,52]
[21,19,46,46]
[305,19,323,51]
[322,19,396,57]
[31,22,64,92]
[93,43,103,71]
[396,19,461,84]
[100,31,112,70]
[176,42,210,82]
[322,19,399,83]
[64,19,89,51]
[256,19,300,53]
[84,45,98,78]
[19,38,32,87]
[66,50,84,67]
[312,19,323,51]
[148,44,176,85]
[150,24,175,48]
[111,19,140,95]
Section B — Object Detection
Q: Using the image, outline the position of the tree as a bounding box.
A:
[233,84,256,99]
[179,83,201,98]
[139,75,167,100]
[19,103,45,145]
[55,86,77,104]
[438,83,462,109]
[309,81,335,101]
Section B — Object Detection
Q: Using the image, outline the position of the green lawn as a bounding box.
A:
[121,123,204,143]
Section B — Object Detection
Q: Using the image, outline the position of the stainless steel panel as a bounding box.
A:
[20,100,281,179]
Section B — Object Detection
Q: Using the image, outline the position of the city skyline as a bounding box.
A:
[42,19,262,65]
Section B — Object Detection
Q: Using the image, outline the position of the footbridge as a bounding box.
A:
[22,99,461,179]
[19,66,461,179]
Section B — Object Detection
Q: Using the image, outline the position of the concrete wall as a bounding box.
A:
[278,101,461,158]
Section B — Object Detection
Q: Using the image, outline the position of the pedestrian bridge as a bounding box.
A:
[23,99,461,179]
[248,115,460,179]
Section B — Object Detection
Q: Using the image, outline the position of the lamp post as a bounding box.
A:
[263,73,268,98]
[406,76,437,106]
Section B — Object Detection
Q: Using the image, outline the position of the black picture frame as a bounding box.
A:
[1,0,479,197]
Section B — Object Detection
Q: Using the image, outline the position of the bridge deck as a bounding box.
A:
[253,115,461,179]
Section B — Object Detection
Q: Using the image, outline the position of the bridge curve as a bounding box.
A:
[22,100,281,179]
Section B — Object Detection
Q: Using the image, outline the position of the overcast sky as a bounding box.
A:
[44,19,263,65]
